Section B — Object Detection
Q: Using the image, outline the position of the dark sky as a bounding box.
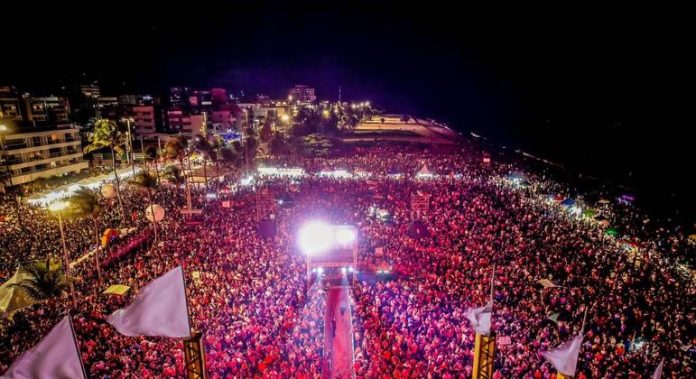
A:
[2,2,694,222]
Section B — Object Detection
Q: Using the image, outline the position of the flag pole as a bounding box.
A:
[180,266,193,336]
[180,265,207,378]
[580,305,589,333]
[67,314,89,379]
[489,264,495,304]
[473,265,497,379]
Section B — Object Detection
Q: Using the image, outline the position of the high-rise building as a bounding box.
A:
[0,125,88,188]
[288,85,316,103]
[169,87,190,107]
[188,90,212,111]
[28,96,71,123]
[80,82,101,99]
[71,81,101,122]
[210,106,236,131]
[97,96,120,119]
[120,94,158,106]
[131,105,157,135]
[118,94,138,106]
[0,86,23,122]
[166,109,189,132]
[165,109,207,136]
[186,114,206,136]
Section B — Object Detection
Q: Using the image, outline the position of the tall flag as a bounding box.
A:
[2,316,86,379]
[652,358,664,379]
[466,301,493,335]
[107,266,191,338]
[541,334,583,376]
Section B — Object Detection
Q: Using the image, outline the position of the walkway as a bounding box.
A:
[323,286,354,379]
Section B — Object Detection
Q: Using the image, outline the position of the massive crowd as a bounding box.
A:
[1,143,694,378]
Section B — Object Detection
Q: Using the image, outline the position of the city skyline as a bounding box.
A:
[1,2,694,220]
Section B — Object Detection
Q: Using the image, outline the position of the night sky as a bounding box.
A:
[1,3,694,223]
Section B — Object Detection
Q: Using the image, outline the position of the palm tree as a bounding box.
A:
[144,145,161,185]
[164,165,187,194]
[128,171,161,241]
[192,134,214,192]
[11,262,68,301]
[84,119,128,224]
[68,187,103,281]
[209,136,224,176]
[338,109,360,130]
[164,135,192,209]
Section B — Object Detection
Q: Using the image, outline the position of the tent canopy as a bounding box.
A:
[417,165,433,176]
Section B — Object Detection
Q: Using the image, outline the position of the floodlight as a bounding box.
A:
[298,221,333,255]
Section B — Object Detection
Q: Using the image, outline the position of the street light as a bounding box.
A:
[121,117,135,176]
[49,201,76,304]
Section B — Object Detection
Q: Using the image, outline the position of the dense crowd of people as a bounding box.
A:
[1,143,694,378]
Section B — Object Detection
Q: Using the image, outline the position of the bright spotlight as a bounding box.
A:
[341,267,347,274]
[298,221,334,255]
[335,226,356,246]
[317,267,324,274]
[348,266,354,273]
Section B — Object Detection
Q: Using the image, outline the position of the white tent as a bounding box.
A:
[416,165,434,178]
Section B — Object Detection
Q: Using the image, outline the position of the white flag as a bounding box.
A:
[541,333,583,376]
[652,358,664,379]
[2,316,85,379]
[466,301,492,335]
[107,266,191,338]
